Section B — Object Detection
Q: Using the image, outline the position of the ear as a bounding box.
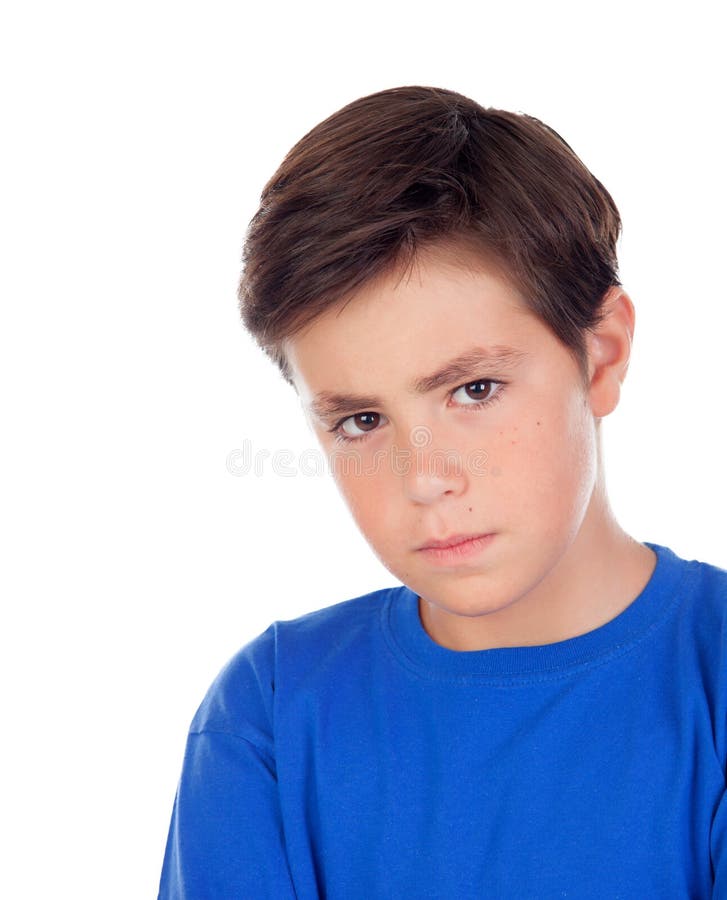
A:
[585,286,635,419]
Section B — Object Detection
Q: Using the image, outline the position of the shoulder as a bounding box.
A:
[675,549,727,626]
[662,546,727,679]
[190,585,398,739]
[274,585,397,665]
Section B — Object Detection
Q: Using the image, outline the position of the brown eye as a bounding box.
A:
[463,380,491,400]
[451,379,505,408]
[340,412,381,437]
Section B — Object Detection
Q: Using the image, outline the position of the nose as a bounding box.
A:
[397,425,467,505]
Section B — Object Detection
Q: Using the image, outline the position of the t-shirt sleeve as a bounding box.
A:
[711,579,727,899]
[712,786,727,898]
[158,730,297,898]
[157,625,298,899]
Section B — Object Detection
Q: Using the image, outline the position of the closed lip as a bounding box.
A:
[416,532,493,551]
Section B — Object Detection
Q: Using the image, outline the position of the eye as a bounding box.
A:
[335,411,385,442]
[451,379,505,407]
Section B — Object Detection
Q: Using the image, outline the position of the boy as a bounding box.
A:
[158,86,727,897]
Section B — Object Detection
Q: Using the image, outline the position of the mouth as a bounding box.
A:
[416,532,494,551]
[415,532,496,564]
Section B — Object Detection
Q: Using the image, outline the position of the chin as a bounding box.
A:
[413,574,512,615]
[432,594,515,619]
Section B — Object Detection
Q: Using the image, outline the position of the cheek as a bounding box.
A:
[334,468,391,533]
[335,471,407,568]
[492,399,597,521]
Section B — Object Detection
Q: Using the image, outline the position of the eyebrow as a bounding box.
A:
[307,345,528,422]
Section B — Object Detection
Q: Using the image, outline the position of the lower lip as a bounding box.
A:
[418,533,495,564]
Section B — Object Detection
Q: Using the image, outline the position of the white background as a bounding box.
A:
[1,1,725,896]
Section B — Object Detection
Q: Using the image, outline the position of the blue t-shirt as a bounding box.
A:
[159,542,727,898]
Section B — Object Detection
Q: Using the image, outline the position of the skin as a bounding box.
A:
[284,243,657,651]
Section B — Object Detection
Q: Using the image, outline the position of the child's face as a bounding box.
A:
[285,245,604,638]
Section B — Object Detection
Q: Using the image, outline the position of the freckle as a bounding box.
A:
[536,420,541,426]
[468,507,472,512]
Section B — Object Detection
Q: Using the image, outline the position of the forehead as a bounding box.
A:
[284,247,540,391]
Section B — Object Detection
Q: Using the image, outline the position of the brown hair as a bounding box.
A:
[238,85,622,388]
